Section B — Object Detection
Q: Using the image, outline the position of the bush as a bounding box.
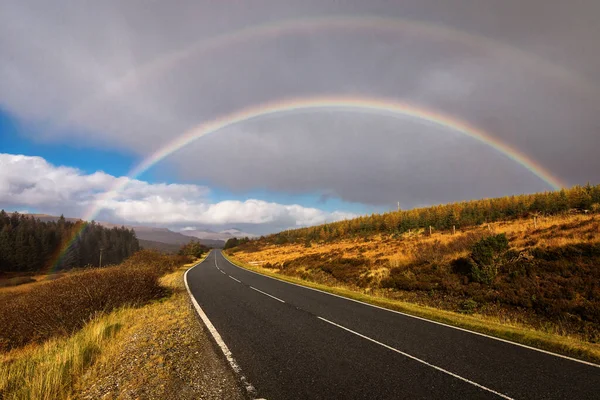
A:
[459,299,479,314]
[452,234,509,284]
[470,234,509,267]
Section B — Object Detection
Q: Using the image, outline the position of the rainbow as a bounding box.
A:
[48,95,565,272]
[59,15,590,129]
[130,96,564,189]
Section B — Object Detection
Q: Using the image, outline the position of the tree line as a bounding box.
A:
[0,211,139,273]
[262,184,600,245]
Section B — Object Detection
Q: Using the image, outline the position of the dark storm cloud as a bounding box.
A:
[174,114,550,207]
[1,0,599,209]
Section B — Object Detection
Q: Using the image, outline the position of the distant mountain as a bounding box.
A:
[23,214,224,248]
[181,228,257,242]
[99,224,225,248]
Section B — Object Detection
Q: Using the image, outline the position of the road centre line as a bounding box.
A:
[250,286,286,303]
[317,316,513,400]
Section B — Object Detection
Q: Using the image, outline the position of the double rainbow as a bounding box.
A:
[47,95,564,273]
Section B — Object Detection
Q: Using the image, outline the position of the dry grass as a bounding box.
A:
[0,250,191,352]
[0,253,235,400]
[227,213,600,361]
[0,310,126,400]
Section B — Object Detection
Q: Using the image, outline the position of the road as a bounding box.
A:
[185,250,599,399]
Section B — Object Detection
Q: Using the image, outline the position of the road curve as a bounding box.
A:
[185,250,599,399]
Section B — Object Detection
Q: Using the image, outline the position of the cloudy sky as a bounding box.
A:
[1,0,599,234]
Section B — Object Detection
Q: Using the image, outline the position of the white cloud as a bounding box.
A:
[0,153,354,232]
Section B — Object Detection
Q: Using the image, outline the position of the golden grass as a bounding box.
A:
[224,246,600,363]
[238,214,598,267]
[0,310,125,399]
[0,254,206,400]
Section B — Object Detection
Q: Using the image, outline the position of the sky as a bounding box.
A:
[1,0,599,234]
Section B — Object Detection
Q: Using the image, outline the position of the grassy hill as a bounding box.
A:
[225,185,600,361]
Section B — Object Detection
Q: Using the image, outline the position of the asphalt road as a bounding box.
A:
[185,250,600,399]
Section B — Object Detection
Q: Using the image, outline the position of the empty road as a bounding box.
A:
[185,251,599,399]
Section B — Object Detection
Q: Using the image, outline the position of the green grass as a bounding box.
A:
[223,251,600,364]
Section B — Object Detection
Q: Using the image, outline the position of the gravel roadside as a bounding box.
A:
[75,267,246,400]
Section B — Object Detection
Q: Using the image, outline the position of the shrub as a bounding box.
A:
[459,299,479,314]
[452,234,509,284]
[470,234,509,267]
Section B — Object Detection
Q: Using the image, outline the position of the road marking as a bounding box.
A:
[229,276,242,283]
[221,252,600,368]
[184,257,258,398]
[318,317,514,400]
[220,270,226,275]
[250,286,285,303]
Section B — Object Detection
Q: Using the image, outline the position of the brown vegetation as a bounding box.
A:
[0,250,192,352]
[1,252,244,400]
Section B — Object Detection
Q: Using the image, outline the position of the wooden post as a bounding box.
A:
[453,225,456,235]
[429,226,432,235]
[487,223,491,232]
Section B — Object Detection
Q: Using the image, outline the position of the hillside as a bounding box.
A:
[138,239,182,254]
[226,185,600,348]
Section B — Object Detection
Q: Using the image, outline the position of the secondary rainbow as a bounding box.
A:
[48,95,565,272]
[60,15,590,129]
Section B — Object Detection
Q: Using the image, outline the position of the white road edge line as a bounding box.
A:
[185,255,258,398]
[222,252,600,368]
[250,286,285,303]
[318,317,513,400]
[229,276,242,283]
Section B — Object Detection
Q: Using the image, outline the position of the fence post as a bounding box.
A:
[453,225,456,235]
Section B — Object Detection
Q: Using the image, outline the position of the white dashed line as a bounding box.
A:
[229,276,242,283]
[318,317,513,400]
[250,286,285,303]
[220,270,226,275]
